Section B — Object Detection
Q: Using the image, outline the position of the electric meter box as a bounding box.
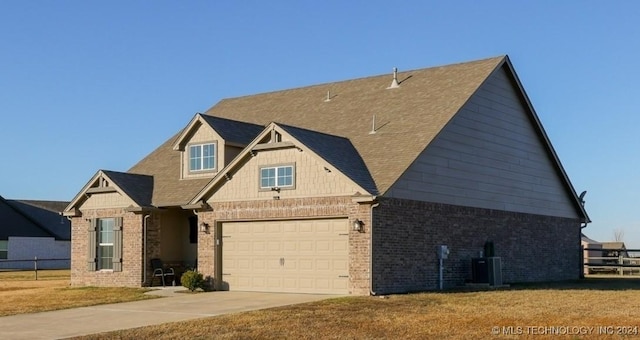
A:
[437,245,450,259]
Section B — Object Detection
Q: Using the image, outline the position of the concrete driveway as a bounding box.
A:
[0,289,339,340]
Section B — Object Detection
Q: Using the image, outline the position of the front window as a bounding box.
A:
[189,143,216,172]
[260,165,294,189]
[98,218,114,270]
[0,240,7,259]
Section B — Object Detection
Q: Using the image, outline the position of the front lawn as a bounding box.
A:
[77,278,640,339]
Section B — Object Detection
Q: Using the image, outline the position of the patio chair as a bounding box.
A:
[151,258,175,287]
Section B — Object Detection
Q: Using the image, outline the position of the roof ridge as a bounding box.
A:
[200,113,264,127]
[277,122,349,140]
[206,55,507,110]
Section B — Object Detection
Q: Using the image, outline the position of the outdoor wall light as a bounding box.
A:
[199,222,209,233]
[353,219,364,233]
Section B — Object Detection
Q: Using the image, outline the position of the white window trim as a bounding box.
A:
[259,164,296,190]
[188,142,217,173]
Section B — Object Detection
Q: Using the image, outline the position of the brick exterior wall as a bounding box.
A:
[70,209,145,287]
[199,196,372,295]
[70,196,580,294]
[372,197,582,294]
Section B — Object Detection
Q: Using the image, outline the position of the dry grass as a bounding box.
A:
[0,270,156,316]
[78,278,640,340]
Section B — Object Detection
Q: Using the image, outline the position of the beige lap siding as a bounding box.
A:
[198,196,372,295]
[70,209,144,287]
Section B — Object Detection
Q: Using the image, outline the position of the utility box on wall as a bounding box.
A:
[472,257,502,286]
[487,257,502,286]
[437,245,450,259]
[472,258,488,283]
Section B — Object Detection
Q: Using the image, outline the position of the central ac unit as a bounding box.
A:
[487,257,502,286]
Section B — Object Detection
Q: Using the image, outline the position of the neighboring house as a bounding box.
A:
[601,242,628,260]
[64,55,589,294]
[0,196,71,269]
[581,233,602,274]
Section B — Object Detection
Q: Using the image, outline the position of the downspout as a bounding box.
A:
[369,201,380,296]
[143,214,150,285]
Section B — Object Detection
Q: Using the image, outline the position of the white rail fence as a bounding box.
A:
[582,247,640,276]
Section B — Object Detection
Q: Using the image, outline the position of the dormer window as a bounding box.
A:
[189,143,216,172]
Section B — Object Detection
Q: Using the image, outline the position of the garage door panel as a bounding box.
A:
[316,240,331,252]
[252,240,266,252]
[267,240,281,252]
[334,240,348,252]
[223,219,349,294]
[333,259,349,271]
[299,259,313,271]
[266,223,282,233]
[283,240,298,252]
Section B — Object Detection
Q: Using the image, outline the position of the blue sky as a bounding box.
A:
[1,1,638,247]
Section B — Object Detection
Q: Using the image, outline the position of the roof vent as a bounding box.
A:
[387,67,400,89]
[324,90,331,102]
[369,114,377,134]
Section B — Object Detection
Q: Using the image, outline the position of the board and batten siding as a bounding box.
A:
[386,66,579,219]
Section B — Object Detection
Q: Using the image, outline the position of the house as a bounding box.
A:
[0,196,71,269]
[581,233,602,274]
[600,242,628,260]
[63,55,589,294]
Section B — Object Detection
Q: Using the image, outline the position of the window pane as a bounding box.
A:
[277,166,293,186]
[189,145,202,171]
[99,219,114,244]
[0,251,6,260]
[261,168,276,188]
[203,144,215,170]
[99,244,113,270]
[98,219,114,270]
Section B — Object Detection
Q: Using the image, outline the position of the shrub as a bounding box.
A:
[181,270,204,292]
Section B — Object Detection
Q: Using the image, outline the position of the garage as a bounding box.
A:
[221,218,349,294]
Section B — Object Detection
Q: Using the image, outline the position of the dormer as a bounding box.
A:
[173,114,264,180]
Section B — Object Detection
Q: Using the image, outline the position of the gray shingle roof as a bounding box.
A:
[279,124,377,195]
[0,196,70,240]
[101,170,154,207]
[128,134,215,206]
[200,114,264,145]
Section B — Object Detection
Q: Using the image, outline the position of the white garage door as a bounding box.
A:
[221,218,349,294]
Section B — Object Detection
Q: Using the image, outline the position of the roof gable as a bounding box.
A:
[190,122,375,203]
[64,170,153,215]
[279,124,377,195]
[200,115,264,145]
[173,113,264,151]
[499,58,590,222]
[101,170,154,207]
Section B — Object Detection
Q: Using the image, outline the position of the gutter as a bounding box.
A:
[369,201,380,296]
[142,214,150,285]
